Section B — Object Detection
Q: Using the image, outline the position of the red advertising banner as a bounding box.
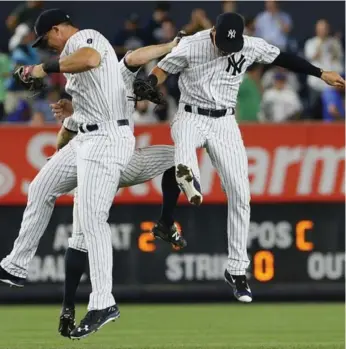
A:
[0,123,344,204]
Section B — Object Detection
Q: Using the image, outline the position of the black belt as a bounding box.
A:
[79,119,129,133]
[184,104,233,118]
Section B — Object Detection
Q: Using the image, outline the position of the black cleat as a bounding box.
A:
[70,304,120,340]
[0,266,25,288]
[152,221,187,249]
[58,307,76,338]
[224,270,252,303]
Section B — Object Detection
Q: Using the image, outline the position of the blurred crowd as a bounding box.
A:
[0,0,344,126]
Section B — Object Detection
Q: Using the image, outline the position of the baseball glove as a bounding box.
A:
[132,78,166,105]
[13,65,45,97]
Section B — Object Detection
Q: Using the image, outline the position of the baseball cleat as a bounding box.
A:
[70,305,120,340]
[224,270,252,303]
[58,307,76,338]
[176,164,203,206]
[0,266,25,288]
[152,221,187,249]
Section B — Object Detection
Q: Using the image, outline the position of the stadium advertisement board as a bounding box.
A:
[0,123,344,204]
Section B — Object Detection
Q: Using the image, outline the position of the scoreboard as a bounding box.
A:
[0,202,343,302]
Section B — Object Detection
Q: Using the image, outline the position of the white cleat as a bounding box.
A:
[176,164,203,206]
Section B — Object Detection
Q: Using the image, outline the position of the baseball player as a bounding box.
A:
[0,8,137,338]
[134,12,345,303]
[0,30,187,338]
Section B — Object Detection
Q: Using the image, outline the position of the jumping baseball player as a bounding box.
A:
[0,8,137,338]
[0,29,187,338]
[134,12,345,303]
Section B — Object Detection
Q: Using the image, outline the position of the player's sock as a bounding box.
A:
[159,166,181,226]
[63,248,87,309]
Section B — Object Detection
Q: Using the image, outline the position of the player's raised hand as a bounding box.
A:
[172,31,187,47]
[50,99,74,122]
[321,71,345,89]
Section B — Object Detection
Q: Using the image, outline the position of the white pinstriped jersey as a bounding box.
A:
[158,30,280,109]
[60,29,127,124]
[63,54,138,132]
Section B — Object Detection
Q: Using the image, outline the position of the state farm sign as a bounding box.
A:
[0,123,344,204]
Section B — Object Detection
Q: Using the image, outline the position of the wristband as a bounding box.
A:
[42,59,60,73]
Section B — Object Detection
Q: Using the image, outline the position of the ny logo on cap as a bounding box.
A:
[228,29,236,39]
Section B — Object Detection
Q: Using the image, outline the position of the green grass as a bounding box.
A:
[0,304,344,349]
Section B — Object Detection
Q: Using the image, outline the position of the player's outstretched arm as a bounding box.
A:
[272,52,345,89]
[29,47,102,78]
[125,31,186,68]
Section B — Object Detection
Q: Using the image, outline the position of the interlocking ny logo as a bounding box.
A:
[226,54,246,76]
[228,29,236,39]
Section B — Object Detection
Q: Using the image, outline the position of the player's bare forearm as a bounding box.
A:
[31,48,101,79]
[125,42,176,67]
[150,66,168,85]
[59,47,101,73]
[57,125,76,150]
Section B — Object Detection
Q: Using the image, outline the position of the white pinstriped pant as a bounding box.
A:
[69,145,175,252]
[1,142,173,306]
[2,122,136,310]
[171,104,250,275]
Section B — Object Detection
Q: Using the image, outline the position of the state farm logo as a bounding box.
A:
[247,145,345,198]
[0,163,16,197]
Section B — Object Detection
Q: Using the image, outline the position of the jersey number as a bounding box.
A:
[226,54,246,76]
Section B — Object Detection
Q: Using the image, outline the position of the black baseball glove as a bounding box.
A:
[13,65,46,97]
[132,78,166,105]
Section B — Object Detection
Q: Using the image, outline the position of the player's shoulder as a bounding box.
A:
[192,29,212,44]
[243,35,266,47]
[178,29,211,47]
[70,29,108,45]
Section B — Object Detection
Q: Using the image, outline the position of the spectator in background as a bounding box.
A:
[133,100,158,124]
[31,87,61,125]
[160,18,177,43]
[183,8,212,35]
[5,23,39,115]
[0,48,11,121]
[113,13,148,60]
[222,1,237,13]
[255,0,292,50]
[244,16,256,36]
[321,74,345,122]
[262,66,300,92]
[236,63,263,123]
[6,1,43,32]
[304,19,343,108]
[259,72,302,123]
[145,2,171,43]
[4,99,31,123]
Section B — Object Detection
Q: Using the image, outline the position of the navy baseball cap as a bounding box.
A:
[215,12,244,54]
[32,9,71,48]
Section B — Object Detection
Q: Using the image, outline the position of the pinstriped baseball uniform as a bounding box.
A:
[158,30,280,275]
[0,51,174,290]
[2,29,136,311]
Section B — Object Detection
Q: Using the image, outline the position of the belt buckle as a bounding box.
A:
[208,109,213,117]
